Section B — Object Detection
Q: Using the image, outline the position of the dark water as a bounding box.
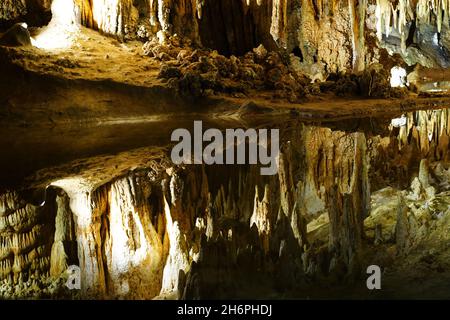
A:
[0,115,294,188]
[0,108,410,189]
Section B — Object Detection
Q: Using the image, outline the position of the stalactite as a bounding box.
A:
[349,0,367,71]
[196,0,204,19]
[160,170,192,296]
[3,0,450,71]
[106,176,164,298]
[270,0,288,46]
[51,172,168,299]
[149,0,157,26]
[373,0,450,50]
[66,188,108,297]
[395,108,450,160]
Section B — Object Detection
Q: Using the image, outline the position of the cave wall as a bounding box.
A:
[130,0,365,72]
[4,0,450,70]
[82,0,450,69]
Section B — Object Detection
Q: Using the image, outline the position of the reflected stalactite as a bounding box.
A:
[0,106,449,298]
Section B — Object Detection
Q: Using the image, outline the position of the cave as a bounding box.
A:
[1,0,450,302]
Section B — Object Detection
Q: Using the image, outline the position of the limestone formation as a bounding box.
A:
[2,1,449,71]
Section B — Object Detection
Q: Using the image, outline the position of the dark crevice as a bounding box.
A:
[292,46,304,62]
[197,0,261,56]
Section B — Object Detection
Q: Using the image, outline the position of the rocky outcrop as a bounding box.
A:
[297,125,370,275]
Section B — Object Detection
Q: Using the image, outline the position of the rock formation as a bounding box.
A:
[3,1,450,70]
